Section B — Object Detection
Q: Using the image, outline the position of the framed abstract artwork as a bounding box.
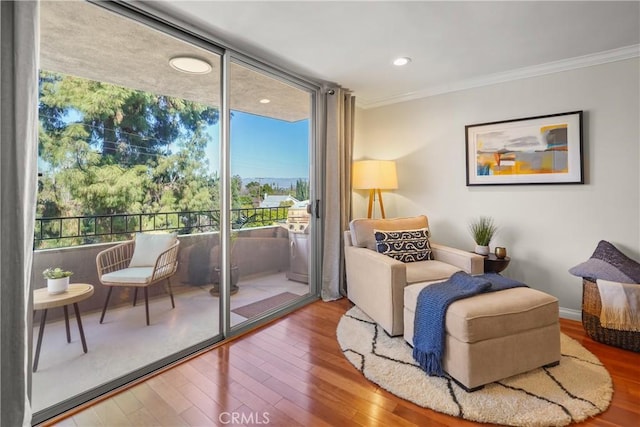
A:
[465,111,583,186]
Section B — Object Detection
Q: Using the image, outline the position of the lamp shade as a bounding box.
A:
[352,160,398,190]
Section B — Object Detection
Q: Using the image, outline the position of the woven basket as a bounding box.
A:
[582,278,640,352]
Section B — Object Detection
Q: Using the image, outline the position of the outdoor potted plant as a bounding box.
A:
[210,230,240,296]
[43,267,73,294]
[469,216,498,256]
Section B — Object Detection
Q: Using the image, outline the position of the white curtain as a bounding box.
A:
[321,88,355,300]
[0,1,39,425]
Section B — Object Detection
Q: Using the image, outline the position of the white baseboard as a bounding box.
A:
[559,307,581,321]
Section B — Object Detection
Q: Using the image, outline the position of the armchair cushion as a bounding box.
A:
[350,215,428,250]
[129,232,177,267]
[406,260,462,284]
[375,228,433,263]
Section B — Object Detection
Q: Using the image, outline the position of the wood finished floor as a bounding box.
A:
[46,298,640,427]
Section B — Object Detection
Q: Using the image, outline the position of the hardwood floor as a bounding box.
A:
[44,298,640,426]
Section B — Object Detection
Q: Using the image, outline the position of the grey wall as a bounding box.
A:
[354,58,640,318]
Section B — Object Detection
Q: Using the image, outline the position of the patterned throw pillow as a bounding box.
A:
[374,228,433,263]
[569,240,640,283]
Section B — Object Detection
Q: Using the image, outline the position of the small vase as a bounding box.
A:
[495,247,507,259]
[474,245,490,256]
[47,277,69,295]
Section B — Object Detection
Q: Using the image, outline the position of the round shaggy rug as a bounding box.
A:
[337,306,613,426]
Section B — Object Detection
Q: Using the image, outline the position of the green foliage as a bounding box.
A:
[231,175,243,209]
[231,207,288,229]
[468,216,498,246]
[35,70,301,249]
[64,164,150,214]
[42,267,73,279]
[36,71,231,248]
[295,178,309,201]
[39,72,218,166]
[37,70,220,228]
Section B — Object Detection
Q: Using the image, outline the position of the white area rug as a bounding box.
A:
[337,306,613,426]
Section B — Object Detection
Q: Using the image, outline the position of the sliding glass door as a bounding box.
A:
[33,1,319,423]
[226,59,315,329]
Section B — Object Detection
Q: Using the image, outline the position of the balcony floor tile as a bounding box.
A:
[32,272,308,412]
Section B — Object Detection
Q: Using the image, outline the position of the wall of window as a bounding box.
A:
[33,1,320,423]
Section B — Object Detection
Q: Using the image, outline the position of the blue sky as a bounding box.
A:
[54,108,309,180]
[207,111,309,179]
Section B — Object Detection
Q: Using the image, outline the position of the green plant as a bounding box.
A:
[226,229,241,266]
[469,216,497,246]
[43,267,73,279]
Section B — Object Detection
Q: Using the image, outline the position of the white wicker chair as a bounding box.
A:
[96,236,180,325]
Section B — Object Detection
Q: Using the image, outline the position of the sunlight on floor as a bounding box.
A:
[32,272,308,412]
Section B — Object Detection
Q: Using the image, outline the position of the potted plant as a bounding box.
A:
[43,267,73,294]
[210,230,240,296]
[469,216,498,256]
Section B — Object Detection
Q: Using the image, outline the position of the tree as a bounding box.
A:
[37,71,220,221]
[295,178,309,201]
[245,180,262,205]
[39,72,218,164]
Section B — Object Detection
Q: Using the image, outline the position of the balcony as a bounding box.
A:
[34,0,316,417]
[31,210,311,412]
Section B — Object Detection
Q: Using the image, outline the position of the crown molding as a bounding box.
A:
[358,44,640,110]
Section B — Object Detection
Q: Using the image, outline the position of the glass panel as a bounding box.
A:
[228,61,313,327]
[34,1,222,416]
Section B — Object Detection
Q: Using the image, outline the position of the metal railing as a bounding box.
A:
[34,207,289,249]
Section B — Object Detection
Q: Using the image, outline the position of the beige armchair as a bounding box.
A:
[344,215,484,336]
[96,233,180,326]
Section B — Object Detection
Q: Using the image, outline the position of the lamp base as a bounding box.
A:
[367,189,387,219]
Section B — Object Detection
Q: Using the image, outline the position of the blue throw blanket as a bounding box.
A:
[412,272,527,376]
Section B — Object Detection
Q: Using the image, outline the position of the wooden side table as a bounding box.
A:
[33,283,94,372]
[483,254,511,273]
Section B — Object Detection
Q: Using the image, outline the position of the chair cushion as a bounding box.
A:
[405,260,461,284]
[405,283,558,343]
[102,267,154,284]
[129,232,177,267]
[350,215,429,250]
[374,228,433,263]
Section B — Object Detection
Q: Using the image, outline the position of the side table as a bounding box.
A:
[483,254,511,274]
[33,283,94,372]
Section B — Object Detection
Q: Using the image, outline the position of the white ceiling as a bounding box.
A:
[144,0,640,108]
[40,1,311,122]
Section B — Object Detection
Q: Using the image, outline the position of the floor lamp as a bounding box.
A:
[352,160,398,218]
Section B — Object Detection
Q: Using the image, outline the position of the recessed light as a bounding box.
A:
[169,56,212,74]
[393,57,411,66]
[259,99,271,104]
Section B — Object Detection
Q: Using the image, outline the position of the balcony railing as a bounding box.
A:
[34,207,290,249]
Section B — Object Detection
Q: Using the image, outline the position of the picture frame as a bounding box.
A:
[465,111,583,186]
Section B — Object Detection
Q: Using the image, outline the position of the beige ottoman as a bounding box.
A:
[404,281,561,391]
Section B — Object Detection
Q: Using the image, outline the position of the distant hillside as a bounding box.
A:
[242,177,307,189]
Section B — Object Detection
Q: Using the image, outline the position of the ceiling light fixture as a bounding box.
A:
[393,57,411,66]
[259,98,271,104]
[169,56,212,74]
